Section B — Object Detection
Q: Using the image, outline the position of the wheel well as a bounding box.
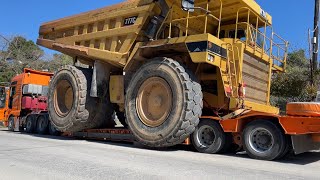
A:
[237,116,283,133]
[124,43,196,77]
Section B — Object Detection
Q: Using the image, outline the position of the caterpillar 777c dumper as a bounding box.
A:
[37,0,320,160]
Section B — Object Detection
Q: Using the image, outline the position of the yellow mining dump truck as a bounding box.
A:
[37,0,294,160]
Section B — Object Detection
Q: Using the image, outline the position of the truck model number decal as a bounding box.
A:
[124,16,137,26]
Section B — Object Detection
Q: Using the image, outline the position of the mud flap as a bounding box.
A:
[90,61,111,98]
[291,135,320,154]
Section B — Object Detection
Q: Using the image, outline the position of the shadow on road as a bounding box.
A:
[2,128,320,165]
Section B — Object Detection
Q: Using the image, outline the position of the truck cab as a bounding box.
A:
[2,69,53,132]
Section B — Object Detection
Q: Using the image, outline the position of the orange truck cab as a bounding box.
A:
[3,69,53,133]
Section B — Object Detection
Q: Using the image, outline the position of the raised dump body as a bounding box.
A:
[38,0,320,161]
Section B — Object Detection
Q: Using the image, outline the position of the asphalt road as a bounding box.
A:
[0,128,320,180]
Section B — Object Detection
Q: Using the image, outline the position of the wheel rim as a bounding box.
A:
[248,127,274,153]
[38,117,45,130]
[54,80,74,117]
[27,119,32,130]
[136,77,173,127]
[197,125,216,147]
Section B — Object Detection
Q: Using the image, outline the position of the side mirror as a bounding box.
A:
[182,0,195,12]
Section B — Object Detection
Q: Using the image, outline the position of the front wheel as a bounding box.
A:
[126,58,202,147]
[243,120,286,160]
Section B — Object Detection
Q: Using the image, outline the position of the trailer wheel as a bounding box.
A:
[191,119,232,154]
[48,122,61,136]
[126,58,202,147]
[8,116,14,131]
[48,65,114,132]
[277,136,292,159]
[37,115,49,135]
[243,120,286,160]
[26,115,36,133]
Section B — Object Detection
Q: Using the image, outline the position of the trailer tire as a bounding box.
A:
[191,119,232,154]
[126,58,202,147]
[8,116,14,131]
[48,65,114,132]
[37,115,49,135]
[276,136,292,159]
[26,115,36,133]
[243,120,286,160]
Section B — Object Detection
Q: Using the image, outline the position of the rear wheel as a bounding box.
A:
[48,65,114,132]
[26,115,36,133]
[243,120,286,160]
[8,116,14,131]
[126,58,202,147]
[192,119,232,154]
[37,115,49,135]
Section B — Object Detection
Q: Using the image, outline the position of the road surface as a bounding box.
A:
[0,128,319,180]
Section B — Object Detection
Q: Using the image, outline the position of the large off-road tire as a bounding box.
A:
[48,65,114,132]
[125,57,203,147]
[243,120,287,161]
[191,119,232,154]
[37,115,49,135]
[8,116,14,131]
[48,122,61,136]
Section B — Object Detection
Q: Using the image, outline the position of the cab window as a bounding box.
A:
[9,85,16,109]
[229,29,246,41]
[0,87,6,108]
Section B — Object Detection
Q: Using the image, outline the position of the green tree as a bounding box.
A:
[271,49,317,112]
[0,35,73,83]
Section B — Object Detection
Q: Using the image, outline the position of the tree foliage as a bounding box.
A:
[0,35,72,83]
[271,49,317,111]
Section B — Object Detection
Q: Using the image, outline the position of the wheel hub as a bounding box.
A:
[249,128,274,153]
[197,125,216,147]
[136,77,173,127]
[27,120,32,129]
[54,80,74,117]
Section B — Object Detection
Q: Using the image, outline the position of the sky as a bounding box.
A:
[0,0,315,55]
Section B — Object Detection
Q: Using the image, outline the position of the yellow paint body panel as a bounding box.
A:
[110,76,125,104]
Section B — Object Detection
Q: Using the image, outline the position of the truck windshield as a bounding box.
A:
[0,87,6,108]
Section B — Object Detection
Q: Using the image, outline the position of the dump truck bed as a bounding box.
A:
[37,0,271,67]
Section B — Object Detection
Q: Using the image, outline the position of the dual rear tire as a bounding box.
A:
[25,115,61,136]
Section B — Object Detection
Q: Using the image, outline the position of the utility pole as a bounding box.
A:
[312,0,320,86]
